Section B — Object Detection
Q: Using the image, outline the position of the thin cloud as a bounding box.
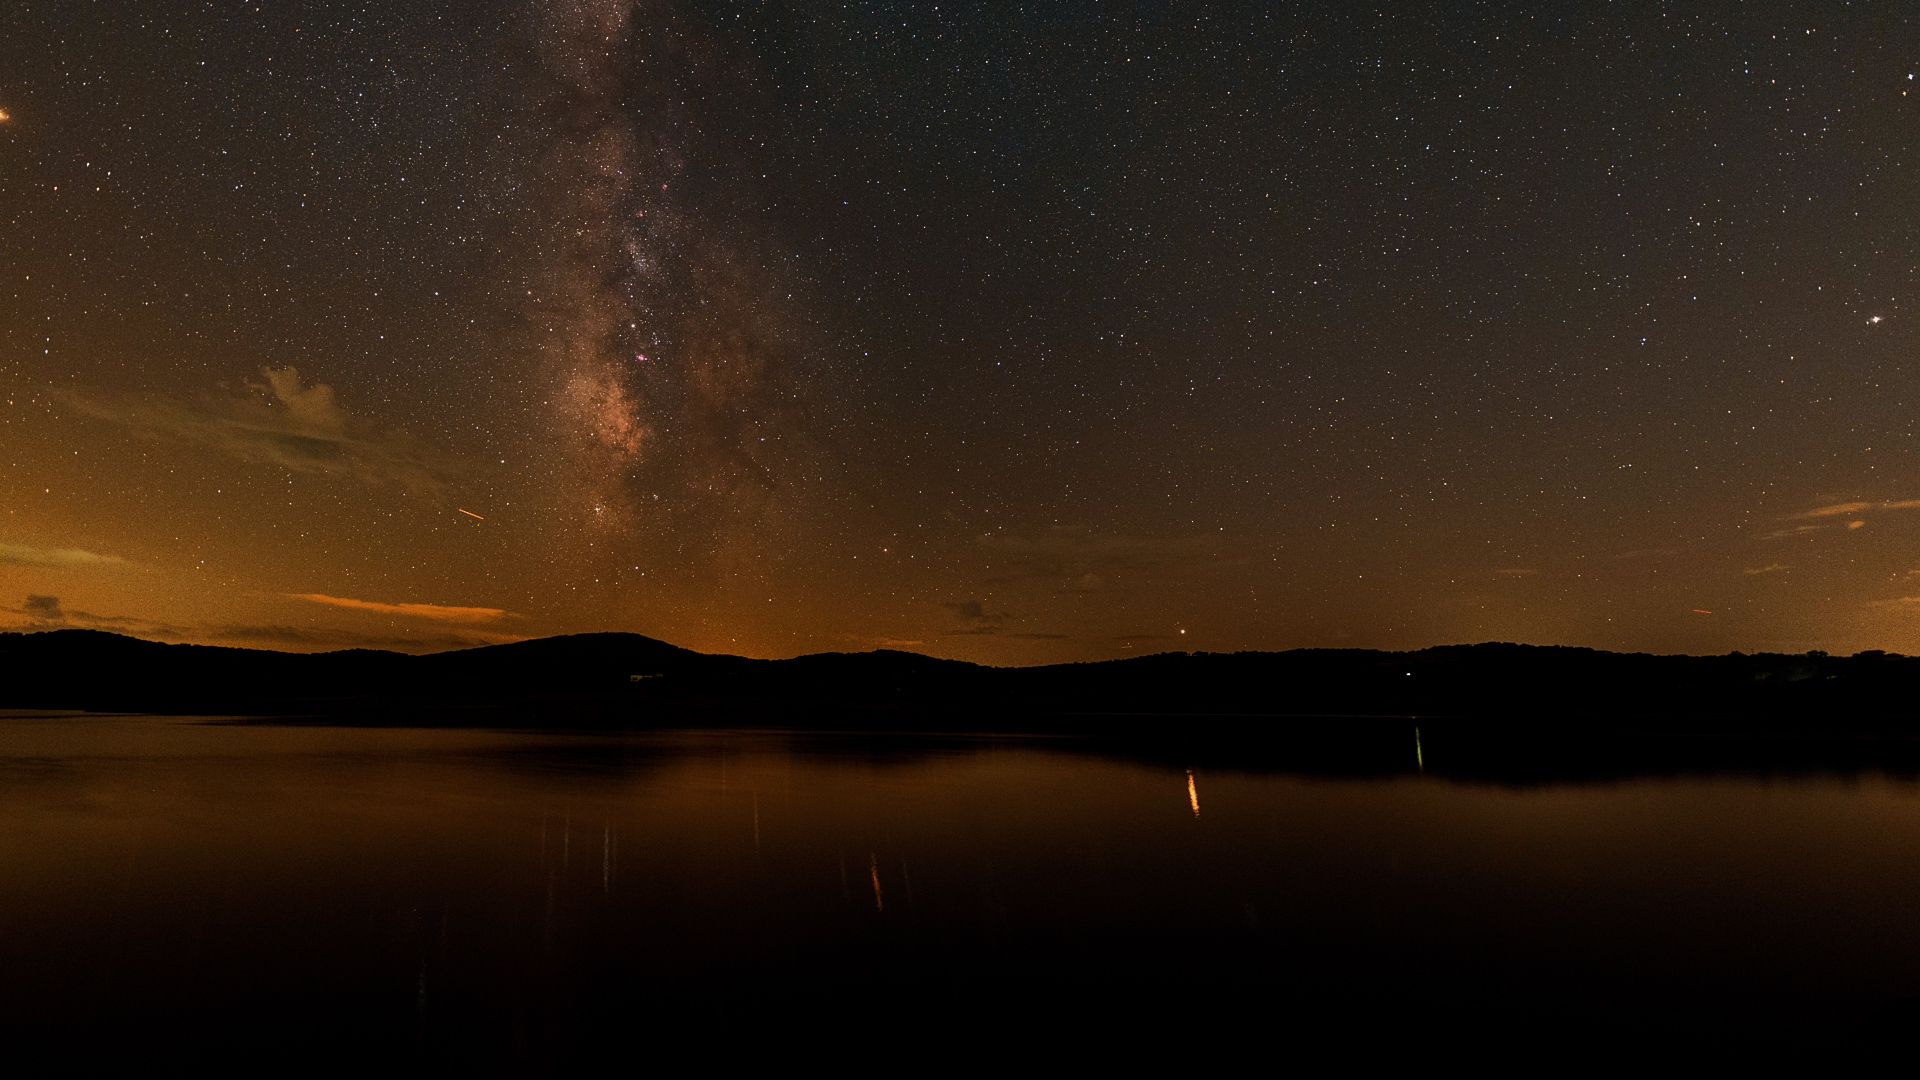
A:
[1,596,518,652]
[1744,564,1788,575]
[942,600,1006,622]
[62,366,455,495]
[1758,524,1822,540]
[1798,499,1920,519]
[208,625,522,651]
[979,526,1216,590]
[942,598,1008,635]
[66,609,144,626]
[938,598,1063,637]
[290,593,515,623]
[22,594,63,622]
[0,542,123,568]
[3,595,176,634]
[943,627,1067,638]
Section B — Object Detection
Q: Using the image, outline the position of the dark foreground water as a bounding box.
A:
[4,713,1920,1068]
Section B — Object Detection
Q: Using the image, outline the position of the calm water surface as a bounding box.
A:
[4,713,1919,1065]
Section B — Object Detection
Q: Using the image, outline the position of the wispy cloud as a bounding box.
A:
[22,594,62,622]
[979,526,1216,589]
[943,600,1002,621]
[5,594,169,632]
[1798,499,1920,519]
[0,542,123,568]
[2,595,518,652]
[936,598,1065,638]
[207,625,520,651]
[1758,524,1822,540]
[62,367,455,494]
[290,593,514,623]
[1744,563,1788,575]
[941,598,1006,635]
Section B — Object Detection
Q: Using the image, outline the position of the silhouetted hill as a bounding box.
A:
[2,629,1918,731]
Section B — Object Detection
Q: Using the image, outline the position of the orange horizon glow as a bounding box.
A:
[11,3,1920,667]
[289,593,512,623]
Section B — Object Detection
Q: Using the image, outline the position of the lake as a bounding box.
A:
[2,712,1917,1067]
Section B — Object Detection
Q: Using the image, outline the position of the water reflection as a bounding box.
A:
[601,824,613,896]
[1,714,1919,1065]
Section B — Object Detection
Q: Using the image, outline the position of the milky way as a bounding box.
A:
[523,0,819,560]
[5,3,1920,660]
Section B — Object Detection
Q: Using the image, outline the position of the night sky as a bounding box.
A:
[3,1,1918,661]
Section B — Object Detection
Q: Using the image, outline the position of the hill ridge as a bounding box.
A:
[2,628,1914,730]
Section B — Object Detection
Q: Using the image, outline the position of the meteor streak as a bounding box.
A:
[458,508,484,520]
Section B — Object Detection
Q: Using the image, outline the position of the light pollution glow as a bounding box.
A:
[4,3,1920,661]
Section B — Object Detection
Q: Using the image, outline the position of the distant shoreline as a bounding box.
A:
[5,628,1919,738]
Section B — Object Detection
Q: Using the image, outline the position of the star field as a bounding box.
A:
[3,1,1920,660]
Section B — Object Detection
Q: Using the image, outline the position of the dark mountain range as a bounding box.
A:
[3,629,1918,734]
